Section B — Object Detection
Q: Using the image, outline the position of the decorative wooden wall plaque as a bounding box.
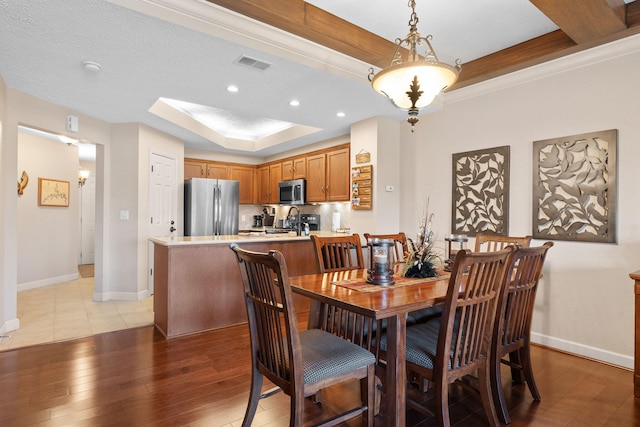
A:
[351,165,372,210]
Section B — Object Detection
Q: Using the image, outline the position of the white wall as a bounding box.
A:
[398,35,640,368]
[350,117,402,237]
[17,133,80,289]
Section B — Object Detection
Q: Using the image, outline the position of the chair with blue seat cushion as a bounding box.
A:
[230,243,376,427]
[491,242,553,424]
[379,247,515,427]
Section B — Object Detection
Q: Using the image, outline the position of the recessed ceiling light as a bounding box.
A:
[289,100,300,107]
[227,85,239,93]
[336,112,346,118]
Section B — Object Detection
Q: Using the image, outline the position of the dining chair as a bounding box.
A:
[310,233,365,273]
[491,242,553,424]
[363,232,409,263]
[379,247,515,427]
[230,243,376,427]
[474,232,532,252]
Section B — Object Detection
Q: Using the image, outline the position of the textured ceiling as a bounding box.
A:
[0,0,634,158]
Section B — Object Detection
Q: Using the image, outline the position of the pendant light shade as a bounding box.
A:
[369,0,460,131]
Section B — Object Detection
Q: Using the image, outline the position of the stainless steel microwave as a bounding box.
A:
[278,179,306,205]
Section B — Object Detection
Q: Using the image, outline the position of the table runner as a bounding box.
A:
[333,270,450,292]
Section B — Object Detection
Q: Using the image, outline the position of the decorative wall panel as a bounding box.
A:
[532,129,617,243]
[452,146,510,237]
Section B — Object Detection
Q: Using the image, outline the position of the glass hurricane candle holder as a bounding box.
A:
[367,238,395,286]
[444,234,468,272]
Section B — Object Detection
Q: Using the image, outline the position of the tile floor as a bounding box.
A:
[0,274,154,351]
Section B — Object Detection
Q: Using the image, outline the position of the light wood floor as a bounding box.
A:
[1,317,638,426]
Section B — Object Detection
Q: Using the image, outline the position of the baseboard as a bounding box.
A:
[0,317,20,335]
[531,332,633,370]
[92,289,150,302]
[18,273,79,292]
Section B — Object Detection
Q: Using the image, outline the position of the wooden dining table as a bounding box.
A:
[289,266,451,427]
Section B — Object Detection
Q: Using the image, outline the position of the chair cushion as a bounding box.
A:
[300,329,376,385]
[379,318,458,370]
[407,305,444,324]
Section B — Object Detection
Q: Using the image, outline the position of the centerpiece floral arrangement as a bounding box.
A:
[404,199,440,278]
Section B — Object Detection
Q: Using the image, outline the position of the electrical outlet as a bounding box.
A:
[241,215,246,221]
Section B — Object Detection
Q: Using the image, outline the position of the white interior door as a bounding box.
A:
[149,152,177,294]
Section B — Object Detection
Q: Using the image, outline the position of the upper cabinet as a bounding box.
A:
[256,163,282,204]
[306,146,350,203]
[282,156,307,181]
[229,165,255,204]
[206,163,228,180]
[185,143,349,205]
[185,158,255,204]
[184,159,206,180]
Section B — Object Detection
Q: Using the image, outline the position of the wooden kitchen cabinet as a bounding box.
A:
[268,163,282,204]
[293,156,306,179]
[256,165,271,204]
[282,156,306,180]
[306,153,326,202]
[184,159,255,204]
[325,147,350,201]
[229,165,255,204]
[305,146,350,202]
[257,162,283,204]
[206,163,228,179]
[184,158,206,179]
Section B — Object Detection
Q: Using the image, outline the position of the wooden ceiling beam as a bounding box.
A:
[530,0,627,44]
[205,0,397,68]
[207,0,640,90]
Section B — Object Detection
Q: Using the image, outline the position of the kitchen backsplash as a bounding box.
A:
[239,203,351,231]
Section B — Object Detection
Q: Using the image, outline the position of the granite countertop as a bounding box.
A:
[150,230,351,246]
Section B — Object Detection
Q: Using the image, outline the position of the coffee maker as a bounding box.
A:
[252,215,263,227]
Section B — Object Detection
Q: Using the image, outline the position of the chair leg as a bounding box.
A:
[242,368,263,427]
[366,366,375,426]
[478,362,500,427]
[508,349,525,384]
[521,344,541,401]
[434,376,451,427]
[491,352,511,425]
[291,388,305,427]
[360,372,380,418]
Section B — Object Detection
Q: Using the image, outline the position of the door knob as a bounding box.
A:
[170,227,176,232]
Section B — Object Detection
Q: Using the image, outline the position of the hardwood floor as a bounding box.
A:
[0,321,638,426]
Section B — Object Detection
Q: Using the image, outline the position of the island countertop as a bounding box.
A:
[150,230,352,246]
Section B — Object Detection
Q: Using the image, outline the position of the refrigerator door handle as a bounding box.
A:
[213,185,220,235]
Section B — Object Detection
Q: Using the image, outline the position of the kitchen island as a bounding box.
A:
[150,231,345,339]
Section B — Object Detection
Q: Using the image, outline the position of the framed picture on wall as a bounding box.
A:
[38,177,70,207]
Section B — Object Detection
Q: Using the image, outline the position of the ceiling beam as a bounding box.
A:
[207,0,640,91]
[530,0,627,44]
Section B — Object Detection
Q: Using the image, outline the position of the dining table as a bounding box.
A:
[289,266,451,427]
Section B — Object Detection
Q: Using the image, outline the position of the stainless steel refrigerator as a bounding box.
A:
[184,178,239,236]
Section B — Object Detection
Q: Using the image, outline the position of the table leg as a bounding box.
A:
[307,300,322,329]
[385,314,407,427]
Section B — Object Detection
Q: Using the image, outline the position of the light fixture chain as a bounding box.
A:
[408,0,418,27]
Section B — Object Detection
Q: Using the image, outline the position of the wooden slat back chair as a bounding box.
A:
[230,243,376,427]
[363,232,409,263]
[309,234,379,350]
[475,232,532,252]
[491,242,553,424]
[310,234,365,273]
[380,247,515,427]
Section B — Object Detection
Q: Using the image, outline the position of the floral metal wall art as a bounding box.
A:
[452,146,510,237]
[532,129,617,243]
